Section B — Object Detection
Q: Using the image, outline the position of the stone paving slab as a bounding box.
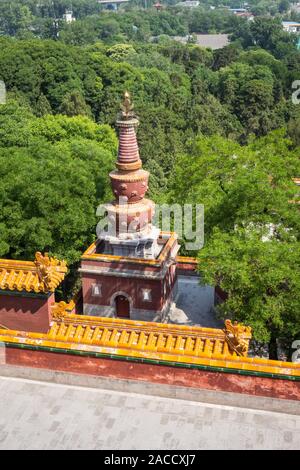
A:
[168,276,222,328]
[0,376,299,450]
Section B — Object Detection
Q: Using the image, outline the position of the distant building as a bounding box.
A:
[97,0,129,9]
[293,178,300,186]
[234,11,254,20]
[63,10,76,23]
[176,1,200,7]
[154,1,163,10]
[229,7,247,13]
[173,33,229,50]
[282,21,300,33]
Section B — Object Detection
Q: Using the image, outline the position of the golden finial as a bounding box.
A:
[120,90,135,120]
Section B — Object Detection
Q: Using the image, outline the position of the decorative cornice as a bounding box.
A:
[116,118,139,128]
[109,169,149,182]
[79,264,169,279]
[116,161,142,171]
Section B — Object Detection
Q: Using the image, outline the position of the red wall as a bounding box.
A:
[0,293,54,333]
[4,346,300,401]
[82,274,164,311]
[82,263,177,313]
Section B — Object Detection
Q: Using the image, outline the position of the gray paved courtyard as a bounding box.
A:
[0,376,299,450]
[168,276,222,328]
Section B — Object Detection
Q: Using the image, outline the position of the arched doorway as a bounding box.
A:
[115,295,130,318]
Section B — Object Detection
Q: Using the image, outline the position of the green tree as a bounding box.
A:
[0,145,97,263]
[0,2,33,36]
[279,0,290,13]
[170,132,300,354]
[217,62,284,136]
[0,102,117,265]
[59,90,92,116]
[198,229,300,358]
[106,43,137,62]
[212,44,241,71]
[35,93,53,117]
[287,108,300,147]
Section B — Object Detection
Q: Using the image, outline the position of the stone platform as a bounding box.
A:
[0,372,299,450]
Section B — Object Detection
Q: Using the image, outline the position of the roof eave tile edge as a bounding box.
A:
[0,334,299,380]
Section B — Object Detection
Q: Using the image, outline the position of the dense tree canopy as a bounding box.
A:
[0,5,299,354]
[0,102,117,264]
[0,23,298,178]
[170,132,300,352]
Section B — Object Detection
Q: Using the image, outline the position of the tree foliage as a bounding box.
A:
[0,101,117,264]
[0,5,299,350]
[170,132,300,349]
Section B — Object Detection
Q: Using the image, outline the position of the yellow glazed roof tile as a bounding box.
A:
[7,310,251,360]
[0,252,67,294]
[0,310,298,377]
[0,322,299,377]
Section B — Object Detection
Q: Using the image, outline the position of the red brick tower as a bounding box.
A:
[101,91,160,258]
[80,92,179,321]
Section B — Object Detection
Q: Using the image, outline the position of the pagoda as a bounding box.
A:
[100,91,160,259]
[154,2,163,11]
[80,92,179,321]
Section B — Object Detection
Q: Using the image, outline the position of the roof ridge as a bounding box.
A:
[0,252,67,293]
